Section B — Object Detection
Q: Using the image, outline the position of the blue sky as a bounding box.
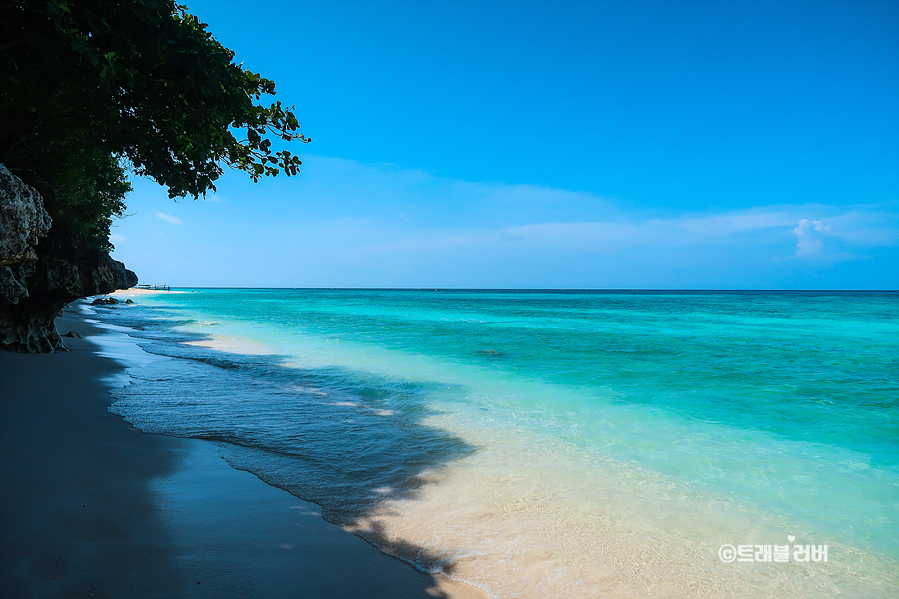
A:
[111,0,899,288]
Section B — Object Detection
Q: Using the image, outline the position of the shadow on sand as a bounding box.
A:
[93,304,484,596]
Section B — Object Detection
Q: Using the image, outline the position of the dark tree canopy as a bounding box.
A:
[0,0,309,247]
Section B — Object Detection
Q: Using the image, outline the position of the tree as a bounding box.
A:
[0,0,310,248]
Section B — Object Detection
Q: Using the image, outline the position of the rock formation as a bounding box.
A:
[1,164,137,352]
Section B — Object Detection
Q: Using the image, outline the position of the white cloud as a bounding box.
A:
[109,233,127,244]
[818,210,899,246]
[155,211,183,225]
[113,156,899,288]
[299,157,898,259]
[343,204,899,281]
[792,218,831,257]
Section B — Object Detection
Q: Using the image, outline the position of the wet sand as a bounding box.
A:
[0,308,485,599]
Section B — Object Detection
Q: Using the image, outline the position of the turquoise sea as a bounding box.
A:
[89,289,898,598]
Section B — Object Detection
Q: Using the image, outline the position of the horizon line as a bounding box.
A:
[130,286,899,292]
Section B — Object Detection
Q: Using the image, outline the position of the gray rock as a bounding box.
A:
[0,164,52,267]
[0,164,138,352]
[91,297,120,305]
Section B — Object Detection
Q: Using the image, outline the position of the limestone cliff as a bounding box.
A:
[1,165,137,352]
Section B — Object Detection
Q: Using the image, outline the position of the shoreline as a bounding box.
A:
[99,288,899,598]
[0,304,485,598]
[10,289,894,598]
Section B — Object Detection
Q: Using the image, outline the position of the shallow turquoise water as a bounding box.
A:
[96,289,899,585]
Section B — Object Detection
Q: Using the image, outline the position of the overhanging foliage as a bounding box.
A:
[0,0,309,246]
